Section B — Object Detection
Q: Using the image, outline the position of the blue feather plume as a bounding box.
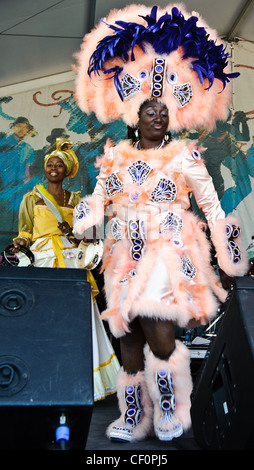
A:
[88,6,239,100]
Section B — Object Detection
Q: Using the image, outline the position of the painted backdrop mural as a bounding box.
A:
[0,40,253,257]
[0,78,126,249]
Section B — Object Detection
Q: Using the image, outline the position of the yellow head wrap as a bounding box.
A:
[44,138,79,178]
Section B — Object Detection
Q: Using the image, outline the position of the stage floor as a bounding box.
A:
[85,393,202,451]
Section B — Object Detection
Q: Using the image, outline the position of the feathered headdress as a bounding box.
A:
[74,4,239,131]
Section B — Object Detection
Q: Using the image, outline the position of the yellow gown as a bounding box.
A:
[16,187,120,401]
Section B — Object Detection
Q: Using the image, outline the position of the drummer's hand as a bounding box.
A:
[82,226,97,244]
[58,221,72,237]
[12,238,27,252]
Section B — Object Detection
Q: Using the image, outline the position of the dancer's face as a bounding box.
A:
[138,100,169,143]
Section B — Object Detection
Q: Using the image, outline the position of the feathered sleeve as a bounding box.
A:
[182,146,248,277]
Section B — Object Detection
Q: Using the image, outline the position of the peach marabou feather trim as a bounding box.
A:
[100,210,231,336]
[73,194,104,238]
[101,239,221,336]
[211,216,249,277]
[180,211,228,305]
[74,4,232,130]
[119,211,225,328]
[101,241,133,337]
[128,240,219,327]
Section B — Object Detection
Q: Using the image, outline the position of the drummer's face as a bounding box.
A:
[45,156,67,182]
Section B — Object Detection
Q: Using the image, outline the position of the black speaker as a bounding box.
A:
[0,266,93,450]
[191,276,254,450]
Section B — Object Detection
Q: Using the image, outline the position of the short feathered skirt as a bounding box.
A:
[101,210,228,338]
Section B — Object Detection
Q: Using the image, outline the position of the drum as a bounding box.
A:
[0,244,34,267]
[76,240,103,270]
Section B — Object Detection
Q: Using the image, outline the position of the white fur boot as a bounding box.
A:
[144,340,193,441]
[106,367,153,442]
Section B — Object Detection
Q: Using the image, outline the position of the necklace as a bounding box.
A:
[135,139,166,150]
[63,190,66,206]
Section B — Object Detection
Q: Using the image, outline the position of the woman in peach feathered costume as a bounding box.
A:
[73,4,248,442]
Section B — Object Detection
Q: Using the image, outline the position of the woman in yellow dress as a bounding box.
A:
[13,138,120,401]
